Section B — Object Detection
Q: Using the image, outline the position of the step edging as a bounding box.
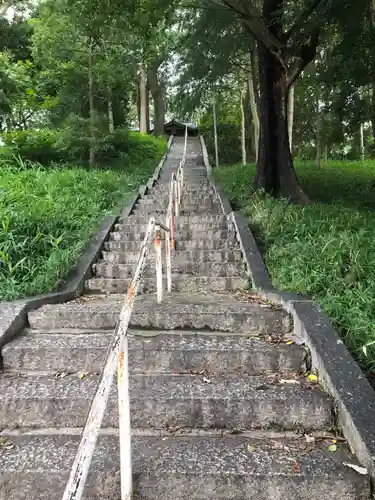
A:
[200,133,375,480]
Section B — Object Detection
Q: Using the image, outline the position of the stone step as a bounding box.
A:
[143,192,216,202]
[1,434,368,500]
[104,239,239,252]
[101,249,242,264]
[124,214,227,224]
[108,229,234,242]
[92,262,245,279]
[150,186,215,195]
[131,206,223,215]
[114,220,230,232]
[2,330,306,374]
[85,276,248,294]
[135,202,219,212]
[0,373,333,430]
[28,293,291,334]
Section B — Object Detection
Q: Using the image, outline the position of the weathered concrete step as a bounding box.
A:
[85,276,248,294]
[92,262,245,278]
[114,221,230,232]
[28,293,291,334]
[143,193,216,202]
[101,249,242,264]
[2,331,306,374]
[1,434,368,500]
[108,229,235,242]
[150,186,215,195]
[104,239,238,252]
[132,206,224,215]
[122,214,227,224]
[0,373,333,429]
[134,202,220,213]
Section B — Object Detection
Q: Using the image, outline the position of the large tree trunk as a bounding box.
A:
[248,52,260,162]
[147,65,165,136]
[253,0,309,203]
[240,90,246,164]
[88,38,95,167]
[287,85,294,151]
[139,64,148,134]
[370,1,375,141]
[254,43,309,203]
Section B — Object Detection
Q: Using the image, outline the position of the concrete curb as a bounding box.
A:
[200,134,375,479]
[0,137,174,348]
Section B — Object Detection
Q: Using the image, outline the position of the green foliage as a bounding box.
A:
[200,123,242,165]
[214,161,375,374]
[0,157,160,300]
[2,128,167,167]
[3,129,63,164]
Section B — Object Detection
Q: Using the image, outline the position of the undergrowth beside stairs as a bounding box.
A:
[0,143,165,300]
[214,161,375,376]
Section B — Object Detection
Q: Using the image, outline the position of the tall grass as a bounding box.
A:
[214,161,375,374]
[0,157,159,300]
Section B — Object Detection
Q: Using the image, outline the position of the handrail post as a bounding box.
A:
[173,176,179,217]
[155,224,163,303]
[165,230,172,293]
[118,334,132,500]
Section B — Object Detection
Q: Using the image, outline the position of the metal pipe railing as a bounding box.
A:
[62,126,188,500]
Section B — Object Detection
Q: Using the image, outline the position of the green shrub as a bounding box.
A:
[3,129,64,164]
[0,158,161,300]
[214,161,375,374]
[200,123,241,165]
[1,128,167,168]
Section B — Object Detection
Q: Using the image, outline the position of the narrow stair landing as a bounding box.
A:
[0,137,370,499]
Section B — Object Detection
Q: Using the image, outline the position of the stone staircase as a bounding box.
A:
[0,137,369,499]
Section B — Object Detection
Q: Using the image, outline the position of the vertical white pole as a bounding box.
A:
[212,89,219,168]
[174,177,179,217]
[118,334,132,500]
[165,233,172,293]
[155,225,163,303]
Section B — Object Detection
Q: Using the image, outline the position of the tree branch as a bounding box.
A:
[211,0,286,55]
[287,27,320,88]
[284,0,326,41]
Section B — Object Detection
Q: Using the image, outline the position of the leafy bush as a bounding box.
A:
[3,129,64,164]
[200,123,242,165]
[0,153,163,300]
[2,127,166,168]
[214,160,375,375]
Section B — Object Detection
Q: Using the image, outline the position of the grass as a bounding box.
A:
[214,160,375,374]
[0,149,164,300]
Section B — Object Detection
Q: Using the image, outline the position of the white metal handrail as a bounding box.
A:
[62,126,188,500]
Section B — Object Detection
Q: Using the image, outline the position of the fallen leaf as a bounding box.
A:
[280,379,300,385]
[143,340,152,343]
[292,462,301,473]
[247,444,256,453]
[307,374,318,383]
[343,463,368,475]
[0,437,15,450]
[328,444,337,452]
[331,439,337,444]
[305,435,315,443]
[285,340,294,345]
[78,372,88,380]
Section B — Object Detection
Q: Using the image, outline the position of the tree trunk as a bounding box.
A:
[370,1,375,141]
[323,143,328,161]
[315,62,321,168]
[254,43,309,203]
[212,90,219,168]
[108,86,114,133]
[240,90,246,165]
[147,65,165,136]
[248,53,260,163]
[88,38,95,167]
[139,64,148,134]
[360,123,365,160]
[287,85,294,152]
